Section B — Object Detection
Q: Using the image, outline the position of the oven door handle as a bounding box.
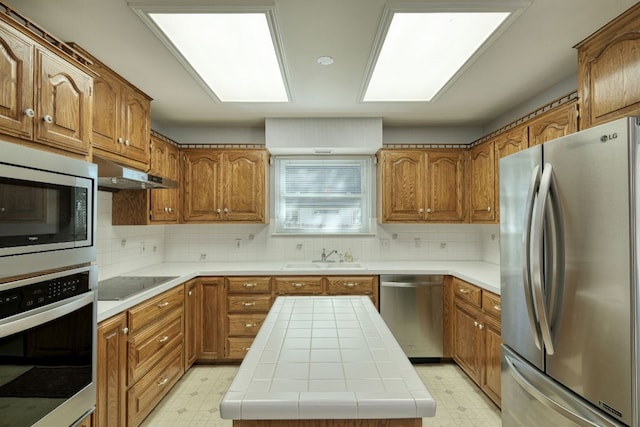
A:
[0,291,95,339]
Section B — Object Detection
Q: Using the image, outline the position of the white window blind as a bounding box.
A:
[275,157,372,234]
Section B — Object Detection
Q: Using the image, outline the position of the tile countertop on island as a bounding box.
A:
[219,295,436,423]
[96,260,499,322]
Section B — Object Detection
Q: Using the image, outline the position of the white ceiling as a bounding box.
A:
[15,0,639,130]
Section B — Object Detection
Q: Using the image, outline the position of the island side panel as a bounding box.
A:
[233,419,422,427]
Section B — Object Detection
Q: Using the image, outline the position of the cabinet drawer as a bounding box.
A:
[482,291,502,320]
[128,286,184,334]
[127,344,184,427]
[274,277,323,295]
[226,337,255,359]
[227,295,272,313]
[452,278,481,307]
[227,314,267,337]
[227,277,271,294]
[128,311,184,385]
[326,276,375,295]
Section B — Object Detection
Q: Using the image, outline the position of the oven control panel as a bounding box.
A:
[0,271,90,319]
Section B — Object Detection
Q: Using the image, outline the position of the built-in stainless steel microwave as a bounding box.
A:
[0,140,96,280]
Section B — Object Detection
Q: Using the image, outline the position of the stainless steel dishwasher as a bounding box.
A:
[380,275,444,361]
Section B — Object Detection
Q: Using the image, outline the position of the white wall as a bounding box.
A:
[96,189,500,279]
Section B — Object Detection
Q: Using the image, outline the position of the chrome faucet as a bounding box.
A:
[320,248,338,263]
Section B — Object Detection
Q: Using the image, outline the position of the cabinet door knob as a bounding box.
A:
[474,321,478,327]
[487,206,491,212]
[23,108,35,117]
[478,323,484,330]
[426,208,432,213]
[418,208,424,213]
[125,140,130,146]
[188,290,193,296]
[122,327,129,335]
[42,115,53,124]
[117,137,124,144]
[168,207,173,213]
[216,208,222,213]
[223,207,229,213]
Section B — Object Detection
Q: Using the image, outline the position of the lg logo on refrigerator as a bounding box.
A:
[600,132,618,142]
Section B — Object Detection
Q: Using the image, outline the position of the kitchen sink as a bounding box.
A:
[282,262,366,270]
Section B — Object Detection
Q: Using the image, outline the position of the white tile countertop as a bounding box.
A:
[219,295,436,420]
[97,260,499,322]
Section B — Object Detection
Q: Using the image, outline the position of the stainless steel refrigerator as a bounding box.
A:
[499,116,639,427]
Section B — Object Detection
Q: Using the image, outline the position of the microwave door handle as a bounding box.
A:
[532,163,555,355]
[0,292,94,339]
[523,164,543,350]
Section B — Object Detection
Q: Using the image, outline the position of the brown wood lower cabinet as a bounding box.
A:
[450,277,502,407]
[96,313,127,427]
[184,279,201,370]
[200,277,225,360]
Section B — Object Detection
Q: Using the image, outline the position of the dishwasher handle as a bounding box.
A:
[381,281,443,288]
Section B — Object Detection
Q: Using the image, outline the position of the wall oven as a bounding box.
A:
[0,140,96,280]
[0,264,97,427]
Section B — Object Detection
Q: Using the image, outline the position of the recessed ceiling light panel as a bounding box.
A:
[362,7,519,102]
[141,10,289,103]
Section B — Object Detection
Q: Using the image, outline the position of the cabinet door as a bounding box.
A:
[0,23,34,140]
[91,66,121,153]
[528,101,578,146]
[149,138,179,223]
[379,150,426,222]
[121,89,150,165]
[469,141,496,222]
[182,150,222,222]
[425,150,465,222]
[453,298,482,383]
[35,48,91,155]
[200,277,225,360]
[481,314,502,407]
[221,150,267,222]
[495,126,528,221]
[184,280,201,369]
[96,314,127,427]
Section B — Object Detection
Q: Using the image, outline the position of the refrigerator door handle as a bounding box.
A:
[504,353,602,427]
[523,164,543,350]
[532,163,555,355]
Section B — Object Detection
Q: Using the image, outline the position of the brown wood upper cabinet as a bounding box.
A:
[469,141,496,223]
[576,3,640,128]
[0,21,92,156]
[182,148,268,223]
[527,101,579,146]
[378,149,465,222]
[76,45,152,170]
[148,135,180,223]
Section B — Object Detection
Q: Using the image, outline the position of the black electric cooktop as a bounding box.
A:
[97,276,179,301]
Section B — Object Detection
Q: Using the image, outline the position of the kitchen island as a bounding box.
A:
[219,295,436,426]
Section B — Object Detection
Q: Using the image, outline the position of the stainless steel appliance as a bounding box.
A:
[380,275,443,361]
[0,265,97,427]
[97,275,179,301]
[0,140,96,280]
[499,116,639,426]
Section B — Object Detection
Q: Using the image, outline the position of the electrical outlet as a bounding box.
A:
[140,241,147,254]
[440,242,447,249]
[200,253,207,261]
[235,239,242,249]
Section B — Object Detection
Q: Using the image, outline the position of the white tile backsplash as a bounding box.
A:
[96,191,500,277]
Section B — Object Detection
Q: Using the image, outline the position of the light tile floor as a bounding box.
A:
[140,362,501,427]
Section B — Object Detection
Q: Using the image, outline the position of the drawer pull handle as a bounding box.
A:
[292,283,305,288]
[493,304,501,312]
[459,288,470,294]
[243,302,256,307]
[157,377,169,387]
[345,283,357,288]
[243,283,257,288]
[157,301,170,308]
[244,347,251,351]
[158,335,169,343]
[245,323,257,328]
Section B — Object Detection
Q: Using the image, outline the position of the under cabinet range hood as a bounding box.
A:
[94,156,178,190]
[265,118,383,155]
